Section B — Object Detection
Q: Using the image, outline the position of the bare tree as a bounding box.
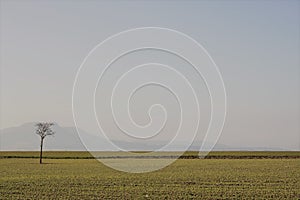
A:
[35,122,55,164]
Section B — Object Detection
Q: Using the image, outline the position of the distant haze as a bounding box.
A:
[0,122,291,151]
[0,1,299,150]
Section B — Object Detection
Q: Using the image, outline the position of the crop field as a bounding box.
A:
[0,152,299,199]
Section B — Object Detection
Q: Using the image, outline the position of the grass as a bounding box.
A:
[0,152,299,199]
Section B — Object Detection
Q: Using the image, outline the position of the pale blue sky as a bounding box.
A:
[0,0,299,149]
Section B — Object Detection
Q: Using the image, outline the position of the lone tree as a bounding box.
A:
[35,122,55,164]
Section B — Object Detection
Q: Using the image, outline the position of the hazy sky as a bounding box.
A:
[0,0,299,150]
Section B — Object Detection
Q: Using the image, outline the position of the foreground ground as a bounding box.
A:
[0,152,299,199]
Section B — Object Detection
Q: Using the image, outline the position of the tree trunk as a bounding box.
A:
[40,138,44,164]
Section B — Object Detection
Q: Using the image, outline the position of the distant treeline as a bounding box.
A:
[0,151,299,159]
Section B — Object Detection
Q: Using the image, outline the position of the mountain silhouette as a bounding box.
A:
[0,122,110,151]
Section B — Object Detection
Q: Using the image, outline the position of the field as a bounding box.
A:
[1,152,299,199]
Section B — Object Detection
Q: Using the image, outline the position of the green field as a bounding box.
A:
[1,152,299,199]
[1,151,300,159]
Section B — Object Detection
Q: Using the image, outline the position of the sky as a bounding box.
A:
[0,0,299,150]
